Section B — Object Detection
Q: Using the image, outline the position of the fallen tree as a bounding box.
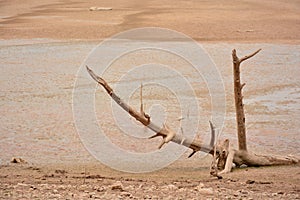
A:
[86,49,298,176]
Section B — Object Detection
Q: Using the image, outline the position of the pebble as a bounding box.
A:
[11,157,27,164]
[194,182,205,191]
[197,187,214,195]
[111,181,124,191]
[126,185,135,190]
[162,184,178,190]
[246,180,255,184]
[17,183,28,187]
[240,189,249,195]
[120,191,132,197]
[49,193,61,198]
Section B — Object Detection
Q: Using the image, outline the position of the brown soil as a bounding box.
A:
[1,162,299,199]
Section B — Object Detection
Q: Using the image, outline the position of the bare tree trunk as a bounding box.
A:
[232,49,261,151]
[229,49,298,168]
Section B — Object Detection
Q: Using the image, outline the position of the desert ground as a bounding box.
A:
[0,0,300,199]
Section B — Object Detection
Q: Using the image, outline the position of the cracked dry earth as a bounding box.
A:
[0,163,299,199]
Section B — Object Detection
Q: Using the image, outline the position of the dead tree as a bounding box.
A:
[211,49,298,174]
[86,49,298,174]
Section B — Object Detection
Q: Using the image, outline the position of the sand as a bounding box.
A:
[0,0,299,199]
[0,0,299,43]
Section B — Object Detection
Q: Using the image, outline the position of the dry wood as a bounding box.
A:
[228,49,298,169]
[232,49,261,151]
[209,122,223,179]
[86,66,214,154]
[86,47,299,175]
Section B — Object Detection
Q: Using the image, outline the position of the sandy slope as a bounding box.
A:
[0,0,299,42]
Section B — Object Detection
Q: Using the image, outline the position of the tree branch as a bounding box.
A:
[239,49,261,63]
[86,66,214,154]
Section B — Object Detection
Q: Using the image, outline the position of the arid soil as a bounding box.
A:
[0,162,299,199]
[0,0,300,199]
[0,0,299,43]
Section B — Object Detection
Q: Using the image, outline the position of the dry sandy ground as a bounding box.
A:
[0,0,300,199]
[0,0,299,43]
[0,162,299,199]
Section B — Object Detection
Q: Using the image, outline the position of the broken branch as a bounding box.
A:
[239,49,261,63]
[86,66,214,154]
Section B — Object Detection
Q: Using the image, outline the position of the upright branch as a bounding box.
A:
[229,49,298,169]
[232,49,261,151]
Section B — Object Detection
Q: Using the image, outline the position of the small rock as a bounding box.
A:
[246,180,255,184]
[94,186,106,192]
[50,194,61,198]
[30,185,37,190]
[271,193,278,197]
[194,182,205,191]
[197,187,214,195]
[258,181,272,184]
[240,189,249,195]
[111,181,124,191]
[125,185,135,190]
[137,184,144,189]
[93,195,102,199]
[162,184,178,190]
[233,191,240,197]
[55,169,67,174]
[57,185,66,190]
[17,183,28,187]
[89,7,112,11]
[11,157,27,164]
[120,191,132,197]
[89,192,96,198]
[277,191,284,195]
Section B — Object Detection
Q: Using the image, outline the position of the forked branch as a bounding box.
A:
[239,49,261,63]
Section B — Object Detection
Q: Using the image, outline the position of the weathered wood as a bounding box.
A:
[86,66,214,154]
[227,49,298,169]
[233,150,298,167]
[86,48,299,174]
[232,49,261,151]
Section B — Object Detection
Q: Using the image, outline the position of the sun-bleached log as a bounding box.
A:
[86,66,214,155]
